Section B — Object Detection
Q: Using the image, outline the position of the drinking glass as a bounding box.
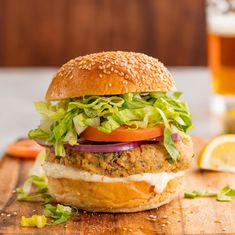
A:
[207,0,235,133]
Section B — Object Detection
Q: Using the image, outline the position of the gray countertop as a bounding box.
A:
[0,67,215,155]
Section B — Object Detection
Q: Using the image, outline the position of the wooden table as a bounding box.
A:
[1,137,235,234]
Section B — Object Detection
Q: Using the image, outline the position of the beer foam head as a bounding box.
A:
[207,14,235,36]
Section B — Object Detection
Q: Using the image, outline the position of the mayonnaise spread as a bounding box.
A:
[43,162,184,193]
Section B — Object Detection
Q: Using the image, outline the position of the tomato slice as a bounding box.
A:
[80,125,164,142]
[6,139,44,158]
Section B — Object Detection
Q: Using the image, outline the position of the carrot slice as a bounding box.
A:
[6,139,44,158]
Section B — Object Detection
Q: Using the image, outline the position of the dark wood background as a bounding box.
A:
[0,0,206,67]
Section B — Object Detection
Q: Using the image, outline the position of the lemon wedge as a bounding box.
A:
[198,135,235,173]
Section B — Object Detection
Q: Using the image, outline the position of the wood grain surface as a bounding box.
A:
[0,0,206,67]
[1,137,235,235]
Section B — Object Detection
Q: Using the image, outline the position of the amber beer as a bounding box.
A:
[208,31,235,95]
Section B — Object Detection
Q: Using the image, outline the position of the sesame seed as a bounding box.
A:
[147,214,157,221]
[214,220,221,224]
[51,51,176,96]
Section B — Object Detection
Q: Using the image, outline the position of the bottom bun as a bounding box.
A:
[47,175,184,213]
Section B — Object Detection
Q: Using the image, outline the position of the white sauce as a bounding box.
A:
[43,162,184,193]
[207,14,235,36]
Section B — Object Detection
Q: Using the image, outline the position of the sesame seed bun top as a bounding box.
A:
[45,51,176,101]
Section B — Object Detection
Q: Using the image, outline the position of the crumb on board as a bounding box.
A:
[146,214,158,221]
[214,220,222,224]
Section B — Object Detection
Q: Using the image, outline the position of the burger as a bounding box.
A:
[29,51,194,213]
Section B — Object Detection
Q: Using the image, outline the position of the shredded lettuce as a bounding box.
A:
[217,185,235,202]
[17,151,75,228]
[29,149,46,176]
[16,175,51,202]
[184,185,235,202]
[29,92,192,161]
[16,150,51,202]
[44,204,73,225]
[164,126,179,163]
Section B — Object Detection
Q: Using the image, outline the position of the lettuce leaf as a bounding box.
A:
[29,92,192,161]
[164,126,179,162]
[17,151,75,228]
[44,204,73,225]
[184,185,235,202]
[16,150,51,202]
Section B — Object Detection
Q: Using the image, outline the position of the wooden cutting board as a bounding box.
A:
[1,137,235,235]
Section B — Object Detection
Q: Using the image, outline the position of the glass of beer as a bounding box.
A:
[207,0,235,133]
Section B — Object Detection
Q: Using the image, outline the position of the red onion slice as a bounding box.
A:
[36,138,88,148]
[36,139,142,152]
[65,141,142,152]
[36,133,181,153]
